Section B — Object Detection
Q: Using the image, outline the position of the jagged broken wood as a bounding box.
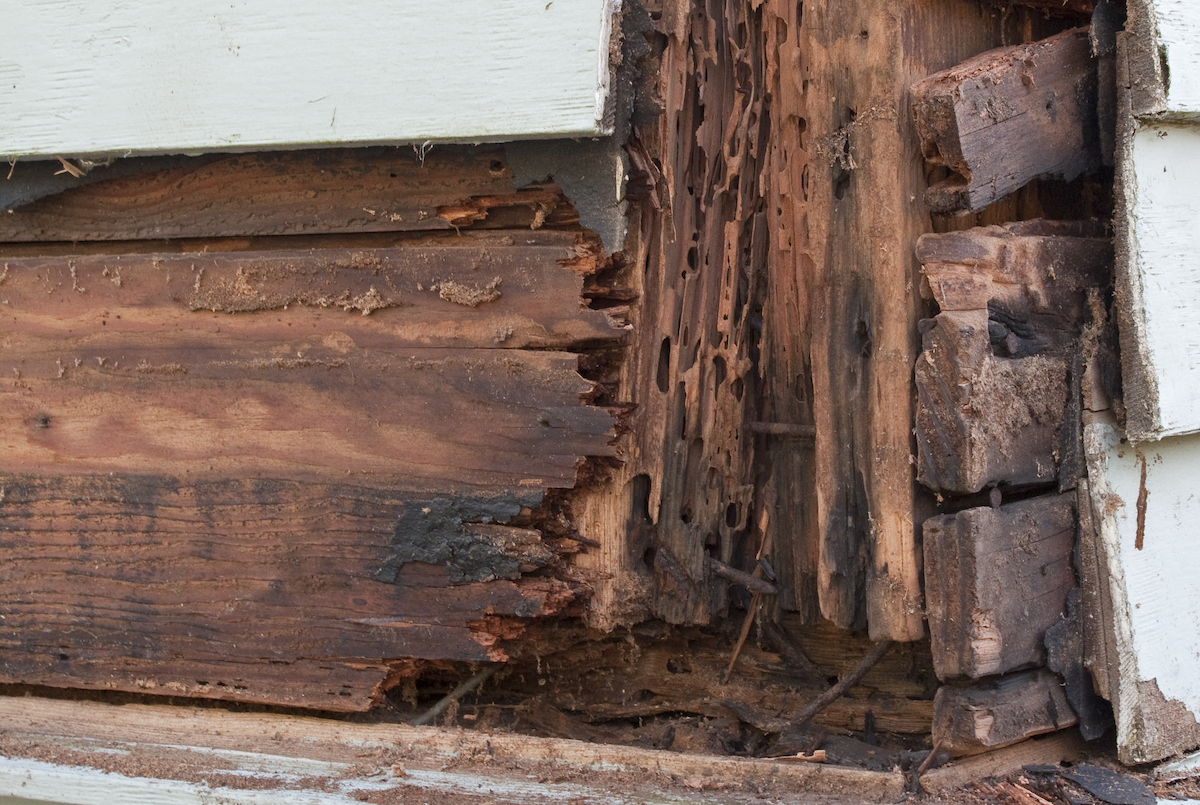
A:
[932,670,1079,757]
[912,27,1100,214]
[914,221,1111,493]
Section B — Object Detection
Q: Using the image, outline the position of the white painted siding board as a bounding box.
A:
[0,0,617,159]
[1126,123,1200,438]
[1153,0,1200,115]
[1084,416,1200,762]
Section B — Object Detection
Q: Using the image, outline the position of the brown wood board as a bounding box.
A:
[0,147,535,242]
[923,494,1077,680]
[914,223,1110,493]
[912,27,1101,214]
[798,0,1014,640]
[932,670,1079,757]
[0,475,583,710]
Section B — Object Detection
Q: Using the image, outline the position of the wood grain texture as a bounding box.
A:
[799,0,1012,640]
[0,148,545,242]
[915,223,1110,493]
[912,28,1100,214]
[932,670,1079,757]
[0,476,581,710]
[0,696,908,804]
[1083,413,1200,763]
[0,0,616,158]
[923,495,1076,680]
[0,232,619,351]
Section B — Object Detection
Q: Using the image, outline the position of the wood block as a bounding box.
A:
[916,310,1068,494]
[912,28,1100,214]
[933,670,1079,757]
[914,223,1111,494]
[923,495,1077,680]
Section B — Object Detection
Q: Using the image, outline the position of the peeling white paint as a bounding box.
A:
[0,0,617,159]
[1127,123,1200,437]
[1085,415,1200,762]
[1153,0,1200,115]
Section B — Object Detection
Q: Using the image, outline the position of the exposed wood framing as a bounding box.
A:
[932,670,1079,757]
[915,221,1111,493]
[924,495,1076,680]
[795,0,1020,639]
[0,148,621,710]
[0,0,618,158]
[912,28,1101,215]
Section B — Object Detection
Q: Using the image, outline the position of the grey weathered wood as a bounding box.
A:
[923,495,1077,680]
[914,222,1111,494]
[912,27,1100,214]
[932,670,1079,757]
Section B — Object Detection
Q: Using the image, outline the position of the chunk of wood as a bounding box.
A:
[932,670,1079,757]
[920,730,1087,795]
[923,495,1077,680]
[912,28,1100,214]
[916,310,1068,493]
[914,222,1111,494]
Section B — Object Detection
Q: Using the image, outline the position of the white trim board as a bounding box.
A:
[1084,414,1200,763]
[1120,122,1200,439]
[0,0,619,160]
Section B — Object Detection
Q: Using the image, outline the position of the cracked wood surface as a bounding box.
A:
[0,147,619,709]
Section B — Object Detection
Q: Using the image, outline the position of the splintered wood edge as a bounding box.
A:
[0,695,905,803]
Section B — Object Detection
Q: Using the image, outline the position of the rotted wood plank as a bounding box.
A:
[923,494,1077,680]
[0,476,580,710]
[915,222,1111,494]
[0,232,619,351]
[912,28,1100,214]
[932,670,1078,757]
[0,148,560,242]
[800,0,1013,640]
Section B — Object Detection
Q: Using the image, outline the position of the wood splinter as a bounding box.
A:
[411,665,499,726]
[789,641,895,729]
[706,556,778,595]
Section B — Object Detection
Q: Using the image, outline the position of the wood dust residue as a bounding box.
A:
[436,277,502,307]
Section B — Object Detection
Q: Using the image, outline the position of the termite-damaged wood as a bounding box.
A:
[912,27,1100,215]
[932,670,1079,757]
[0,476,584,710]
[923,494,1077,680]
[915,222,1111,494]
[0,147,571,242]
[794,0,1022,641]
[0,153,622,708]
[0,232,618,351]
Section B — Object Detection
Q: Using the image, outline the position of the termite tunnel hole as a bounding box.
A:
[656,337,671,393]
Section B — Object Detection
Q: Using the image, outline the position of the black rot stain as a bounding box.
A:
[1135,450,1148,551]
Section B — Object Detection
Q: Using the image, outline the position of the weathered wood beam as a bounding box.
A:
[914,222,1111,494]
[912,28,1100,214]
[0,148,569,242]
[933,670,1079,757]
[923,495,1077,680]
[793,0,1018,642]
